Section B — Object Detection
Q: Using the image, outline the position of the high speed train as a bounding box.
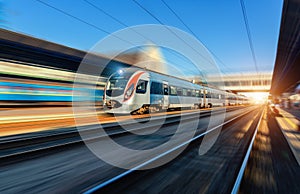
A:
[103,68,248,114]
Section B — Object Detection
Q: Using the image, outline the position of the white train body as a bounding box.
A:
[103,68,246,114]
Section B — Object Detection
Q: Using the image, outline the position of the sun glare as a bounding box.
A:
[241,92,268,104]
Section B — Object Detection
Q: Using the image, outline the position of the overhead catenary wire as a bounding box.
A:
[34,1,163,64]
[132,0,236,87]
[35,0,196,80]
[35,0,110,35]
[83,0,129,28]
[83,0,230,81]
[131,0,218,71]
[83,0,194,70]
[35,0,156,52]
[240,0,259,74]
[36,0,232,82]
[160,0,235,74]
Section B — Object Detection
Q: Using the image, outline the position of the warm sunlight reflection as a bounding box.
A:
[241,92,268,104]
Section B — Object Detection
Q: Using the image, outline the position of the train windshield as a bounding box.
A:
[106,71,134,97]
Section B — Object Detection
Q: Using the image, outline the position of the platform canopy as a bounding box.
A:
[270,0,300,95]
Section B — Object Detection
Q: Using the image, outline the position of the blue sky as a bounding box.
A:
[1,0,283,74]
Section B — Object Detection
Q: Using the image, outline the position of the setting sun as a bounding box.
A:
[241,92,268,104]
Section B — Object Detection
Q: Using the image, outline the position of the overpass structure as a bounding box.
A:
[191,72,272,93]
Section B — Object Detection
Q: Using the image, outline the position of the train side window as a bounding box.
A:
[195,90,200,97]
[170,86,177,96]
[187,89,192,96]
[163,84,169,95]
[206,93,211,98]
[191,90,196,97]
[211,92,217,99]
[177,87,183,96]
[150,81,163,95]
[158,83,163,94]
[136,80,148,94]
[182,88,187,96]
[200,90,204,98]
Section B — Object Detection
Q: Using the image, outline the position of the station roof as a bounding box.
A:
[270,0,300,95]
[0,29,131,73]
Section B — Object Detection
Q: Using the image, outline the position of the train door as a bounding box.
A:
[162,81,169,110]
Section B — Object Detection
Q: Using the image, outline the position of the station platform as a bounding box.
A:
[281,107,300,120]
[275,107,300,165]
[0,105,245,138]
[0,106,217,137]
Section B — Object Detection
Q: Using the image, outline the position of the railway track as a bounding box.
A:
[0,106,244,159]
[231,107,265,194]
[82,105,264,194]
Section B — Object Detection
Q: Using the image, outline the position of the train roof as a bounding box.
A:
[118,67,246,97]
[121,67,193,83]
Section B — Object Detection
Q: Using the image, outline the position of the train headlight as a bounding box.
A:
[124,84,134,101]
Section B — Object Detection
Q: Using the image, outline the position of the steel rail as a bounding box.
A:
[231,107,265,194]
[83,106,258,194]
[0,107,243,159]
